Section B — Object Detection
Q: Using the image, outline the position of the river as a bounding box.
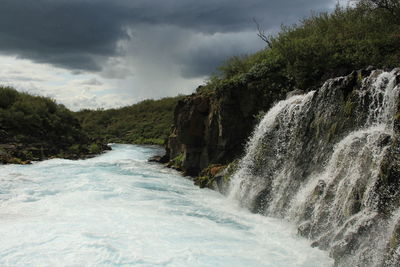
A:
[0,144,332,266]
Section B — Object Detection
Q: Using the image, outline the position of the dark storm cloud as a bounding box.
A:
[0,0,334,74]
[178,32,264,78]
[0,0,129,71]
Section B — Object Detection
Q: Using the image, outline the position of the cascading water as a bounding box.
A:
[228,69,400,266]
[228,91,316,212]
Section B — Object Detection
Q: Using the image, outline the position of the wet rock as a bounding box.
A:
[164,79,281,176]
[286,89,305,99]
[384,220,400,266]
[314,180,326,195]
[148,155,169,164]
[298,221,312,236]
[148,155,162,163]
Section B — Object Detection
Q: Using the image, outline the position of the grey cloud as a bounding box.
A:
[0,0,335,74]
[178,31,266,78]
[0,71,43,83]
[0,0,129,71]
[81,78,103,86]
[10,76,44,82]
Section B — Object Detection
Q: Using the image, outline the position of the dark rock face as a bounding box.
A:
[148,155,169,164]
[164,83,281,176]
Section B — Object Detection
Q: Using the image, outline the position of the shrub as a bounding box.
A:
[74,95,184,145]
[204,3,400,96]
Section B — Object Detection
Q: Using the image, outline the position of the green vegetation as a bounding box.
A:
[0,87,183,163]
[200,2,400,95]
[187,1,400,183]
[0,86,107,163]
[170,153,184,169]
[0,86,83,145]
[74,96,185,145]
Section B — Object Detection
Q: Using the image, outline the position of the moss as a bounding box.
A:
[311,114,323,139]
[356,72,363,87]
[194,176,214,188]
[327,122,338,142]
[199,164,220,180]
[171,153,184,168]
[385,222,400,264]
[343,100,354,116]
[389,235,398,254]
[223,160,240,182]
[131,137,165,145]
[379,153,391,186]
[394,112,400,121]
[194,164,231,189]
[9,157,22,164]
[254,110,267,123]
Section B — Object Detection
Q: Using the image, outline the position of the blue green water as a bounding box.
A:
[0,144,333,266]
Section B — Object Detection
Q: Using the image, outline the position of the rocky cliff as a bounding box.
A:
[163,69,400,266]
[164,73,290,176]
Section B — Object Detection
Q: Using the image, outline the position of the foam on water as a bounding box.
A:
[227,70,400,265]
[0,144,333,266]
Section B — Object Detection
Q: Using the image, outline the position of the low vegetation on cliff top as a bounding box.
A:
[184,0,400,183]
[74,95,185,145]
[200,1,400,95]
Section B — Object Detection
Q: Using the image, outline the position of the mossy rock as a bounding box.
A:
[8,157,23,164]
[343,100,354,116]
[222,160,240,182]
[384,221,400,266]
[167,153,184,170]
[194,176,213,188]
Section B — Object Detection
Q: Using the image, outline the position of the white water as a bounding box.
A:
[0,144,333,266]
[227,70,400,265]
[228,91,316,210]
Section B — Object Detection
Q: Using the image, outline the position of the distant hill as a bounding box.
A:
[74,95,185,145]
[0,86,109,164]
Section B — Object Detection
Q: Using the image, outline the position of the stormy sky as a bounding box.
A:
[0,0,343,110]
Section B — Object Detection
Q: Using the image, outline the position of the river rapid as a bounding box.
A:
[0,144,332,266]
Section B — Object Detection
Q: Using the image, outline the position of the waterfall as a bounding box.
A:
[228,90,316,211]
[228,69,400,266]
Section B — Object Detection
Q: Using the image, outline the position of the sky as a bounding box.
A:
[0,0,345,111]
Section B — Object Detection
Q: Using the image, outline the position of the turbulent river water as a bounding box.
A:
[0,144,333,266]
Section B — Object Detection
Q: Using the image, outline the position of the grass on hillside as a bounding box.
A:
[199,2,400,96]
[74,96,185,145]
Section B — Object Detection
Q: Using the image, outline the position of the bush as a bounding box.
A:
[0,87,19,109]
[74,95,185,145]
[88,143,101,154]
[0,86,92,158]
[204,3,400,96]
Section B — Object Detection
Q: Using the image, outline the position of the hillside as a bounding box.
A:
[0,88,184,164]
[163,1,400,175]
[74,95,185,145]
[0,86,109,164]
